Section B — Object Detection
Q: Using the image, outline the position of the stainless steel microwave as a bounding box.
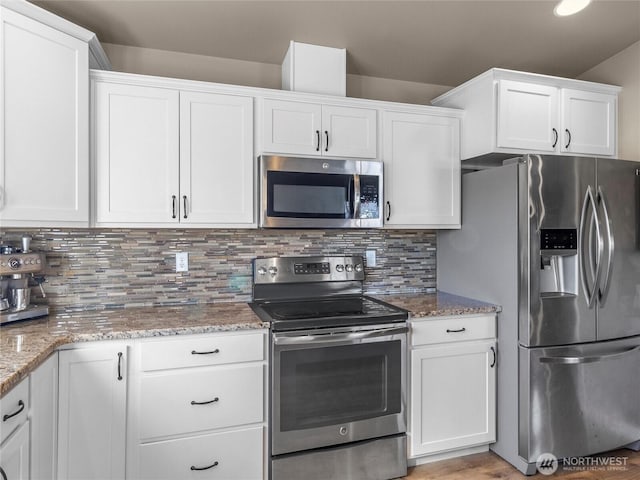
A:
[259,155,383,228]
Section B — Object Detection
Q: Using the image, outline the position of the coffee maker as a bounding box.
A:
[0,237,49,325]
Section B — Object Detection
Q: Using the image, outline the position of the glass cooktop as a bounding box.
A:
[250,295,408,331]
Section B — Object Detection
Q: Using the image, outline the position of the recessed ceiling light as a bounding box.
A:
[554,0,592,16]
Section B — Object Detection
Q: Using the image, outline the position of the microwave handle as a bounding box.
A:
[353,174,361,219]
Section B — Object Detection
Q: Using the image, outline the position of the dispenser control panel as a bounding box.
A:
[540,229,577,250]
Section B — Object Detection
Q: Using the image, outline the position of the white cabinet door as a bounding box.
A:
[561,89,616,156]
[262,99,377,158]
[30,353,58,480]
[410,339,496,457]
[0,420,30,480]
[262,99,322,155]
[180,91,254,225]
[383,111,460,228]
[57,344,128,480]
[0,8,88,227]
[321,105,377,158]
[94,81,179,224]
[497,80,558,152]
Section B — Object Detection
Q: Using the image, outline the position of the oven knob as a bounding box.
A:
[257,266,267,275]
[339,426,348,436]
[355,263,363,272]
[268,266,278,276]
[335,264,344,272]
[345,264,353,272]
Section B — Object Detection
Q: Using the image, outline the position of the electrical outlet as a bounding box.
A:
[176,252,189,272]
[365,250,377,267]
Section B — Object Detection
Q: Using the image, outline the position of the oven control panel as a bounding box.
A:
[253,256,365,284]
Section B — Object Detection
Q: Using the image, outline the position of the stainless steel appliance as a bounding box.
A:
[0,238,48,325]
[438,154,640,474]
[250,255,408,480]
[259,155,383,228]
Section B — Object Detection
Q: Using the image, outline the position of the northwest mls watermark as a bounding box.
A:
[536,452,630,475]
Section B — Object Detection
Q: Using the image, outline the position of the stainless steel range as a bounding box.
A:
[250,256,408,480]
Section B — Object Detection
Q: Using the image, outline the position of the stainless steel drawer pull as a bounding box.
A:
[446,327,466,333]
[2,400,25,421]
[191,348,220,355]
[190,397,219,406]
[190,461,219,471]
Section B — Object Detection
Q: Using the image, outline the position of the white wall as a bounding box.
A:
[101,43,450,105]
[579,41,640,160]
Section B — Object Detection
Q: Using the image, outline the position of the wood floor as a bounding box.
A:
[403,448,640,479]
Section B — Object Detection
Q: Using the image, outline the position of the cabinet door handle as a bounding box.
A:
[446,327,466,333]
[117,352,123,381]
[171,195,177,219]
[552,128,558,148]
[190,461,219,471]
[190,397,219,406]
[324,130,329,152]
[490,346,497,368]
[183,195,188,219]
[0,466,7,480]
[2,400,25,422]
[315,130,320,151]
[565,129,571,149]
[191,348,220,355]
[386,201,391,221]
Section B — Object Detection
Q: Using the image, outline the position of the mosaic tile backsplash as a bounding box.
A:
[1,229,436,310]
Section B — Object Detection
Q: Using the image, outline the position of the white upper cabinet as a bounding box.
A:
[560,88,616,156]
[94,81,180,224]
[262,99,377,158]
[432,68,620,160]
[180,91,254,225]
[92,72,255,227]
[497,81,558,152]
[383,110,460,228]
[0,7,89,227]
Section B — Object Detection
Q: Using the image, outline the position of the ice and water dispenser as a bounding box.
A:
[539,229,578,296]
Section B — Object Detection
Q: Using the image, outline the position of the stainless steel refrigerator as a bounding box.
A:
[438,154,640,475]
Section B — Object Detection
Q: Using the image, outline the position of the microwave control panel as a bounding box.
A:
[359,175,380,219]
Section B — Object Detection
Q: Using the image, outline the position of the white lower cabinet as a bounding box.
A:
[409,314,496,462]
[137,426,263,480]
[57,343,129,480]
[127,330,267,480]
[0,420,30,480]
[30,353,59,480]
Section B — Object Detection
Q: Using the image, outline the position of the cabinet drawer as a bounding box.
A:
[411,314,495,346]
[138,426,263,480]
[139,364,263,440]
[140,332,264,371]
[0,377,29,445]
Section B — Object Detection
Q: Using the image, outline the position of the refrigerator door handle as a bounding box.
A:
[579,186,603,307]
[539,345,640,365]
[597,186,615,307]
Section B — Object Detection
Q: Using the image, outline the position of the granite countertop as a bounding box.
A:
[0,291,499,398]
[374,291,500,318]
[0,302,267,397]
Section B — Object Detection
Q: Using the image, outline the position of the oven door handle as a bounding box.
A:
[273,326,408,345]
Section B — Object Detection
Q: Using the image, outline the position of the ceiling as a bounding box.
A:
[32,0,640,87]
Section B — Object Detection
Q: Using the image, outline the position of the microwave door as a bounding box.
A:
[264,170,357,228]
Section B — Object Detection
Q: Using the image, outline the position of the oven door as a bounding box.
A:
[271,324,407,456]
